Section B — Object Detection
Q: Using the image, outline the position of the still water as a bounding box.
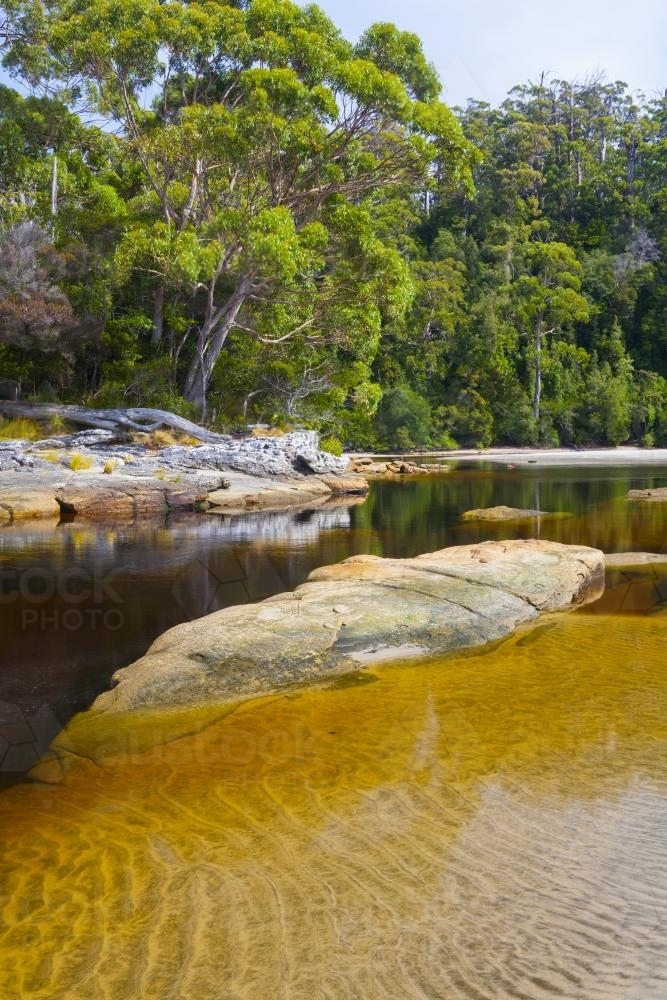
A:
[2,463,667,998]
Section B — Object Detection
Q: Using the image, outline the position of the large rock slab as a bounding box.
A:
[0,470,64,520]
[92,540,604,716]
[627,488,667,501]
[55,476,211,519]
[0,430,359,521]
[160,430,347,478]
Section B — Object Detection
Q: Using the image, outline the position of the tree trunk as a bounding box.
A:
[533,317,542,432]
[183,276,251,413]
[0,403,230,442]
[151,285,165,346]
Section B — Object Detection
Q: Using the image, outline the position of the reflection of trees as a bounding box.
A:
[4,462,667,769]
[363,467,667,556]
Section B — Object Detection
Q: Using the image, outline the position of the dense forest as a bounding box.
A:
[1,0,666,449]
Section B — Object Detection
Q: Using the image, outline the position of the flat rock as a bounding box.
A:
[605,551,667,567]
[91,540,604,717]
[461,505,563,521]
[318,474,368,494]
[0,470,64,521]
[626,488,667,501]
[56,477,209,519]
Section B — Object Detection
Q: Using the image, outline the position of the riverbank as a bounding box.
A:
[351,446,667,467]
[4,435,667,524]
[0,430,368,522]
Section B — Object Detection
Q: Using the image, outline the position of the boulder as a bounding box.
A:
[318,474,369,495]
[348,458,431,477]
[461,505,564,521]
[92,540,604,716]
[29,429,116,449]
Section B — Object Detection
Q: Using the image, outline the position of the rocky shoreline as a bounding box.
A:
[0,430,368,522]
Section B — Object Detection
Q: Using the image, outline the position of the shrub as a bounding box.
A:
[133,429,199,449]
[375,386,432,449]
[320,435,343,456]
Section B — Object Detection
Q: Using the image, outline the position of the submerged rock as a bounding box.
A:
[91,539,604,716]
[627,488,667,501]
[605,552,667,567]
[461,505,567,521]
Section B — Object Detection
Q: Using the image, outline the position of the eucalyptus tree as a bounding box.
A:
[503,240,589,432]
[2,0,474,414]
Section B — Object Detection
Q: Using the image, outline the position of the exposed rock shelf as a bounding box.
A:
[91,540,604,717]
[626,487,667,501]
[0,430,366,521]
[460,505,570,522]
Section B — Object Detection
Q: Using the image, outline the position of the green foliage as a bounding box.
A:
[1,5,666,452]
[320,436,343,457]
[440,390,494,449]
[375,385,432,449]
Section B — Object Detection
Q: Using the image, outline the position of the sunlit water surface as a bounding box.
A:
[2,464,667,997]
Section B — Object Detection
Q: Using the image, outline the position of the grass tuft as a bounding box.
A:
[0,418,45,441]
[69,452,94,472]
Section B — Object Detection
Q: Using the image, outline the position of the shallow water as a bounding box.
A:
[3,463,667,997]
[3,463,667,740]
[2,610,667,998]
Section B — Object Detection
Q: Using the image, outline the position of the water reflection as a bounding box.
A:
[3,463,667,777]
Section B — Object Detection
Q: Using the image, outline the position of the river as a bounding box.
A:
[2,462,667,998]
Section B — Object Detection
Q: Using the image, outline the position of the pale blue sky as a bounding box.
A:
[315,0,667,106]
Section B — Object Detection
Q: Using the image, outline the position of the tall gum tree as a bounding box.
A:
[2,0,474,413]
[505,240,590,433]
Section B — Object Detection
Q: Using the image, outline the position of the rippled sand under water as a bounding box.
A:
[2,611,667,999]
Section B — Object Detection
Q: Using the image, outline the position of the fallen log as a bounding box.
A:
[0,402,229,443]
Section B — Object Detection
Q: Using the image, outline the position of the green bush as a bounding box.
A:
[441,389,494,448]
[320,435,343,457]
[375,386,432,449]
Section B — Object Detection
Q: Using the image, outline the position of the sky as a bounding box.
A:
[314,0,667,106]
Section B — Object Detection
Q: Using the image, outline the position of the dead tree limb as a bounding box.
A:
[0,403,230,443]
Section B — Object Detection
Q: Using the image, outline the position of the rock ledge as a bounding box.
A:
[91,539,604,717]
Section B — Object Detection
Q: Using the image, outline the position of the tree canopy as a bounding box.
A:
[1,10,666,449]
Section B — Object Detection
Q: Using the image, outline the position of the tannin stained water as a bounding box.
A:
[2,608,667,999]
[3,463,667,997]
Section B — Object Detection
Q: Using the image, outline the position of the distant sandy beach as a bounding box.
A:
[349,447,667,468]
